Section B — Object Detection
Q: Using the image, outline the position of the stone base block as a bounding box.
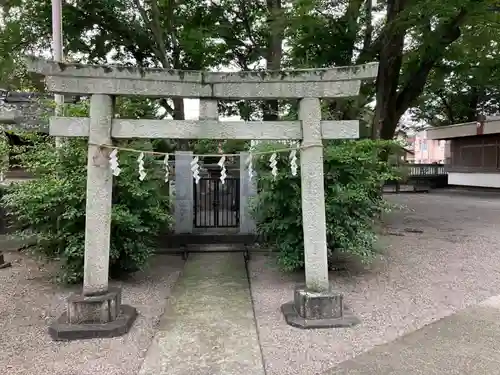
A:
[0,252,11,269]
[48,287,137,341]
[67,287,122,324]
[281,284,360,329]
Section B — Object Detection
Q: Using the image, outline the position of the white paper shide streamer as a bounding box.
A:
[163,153,170,182]
[269,152,278,179]
[218,155,227,184]
[102,145,309,181]
[191,156,200,184]
[289,149,298,176]
[246,153,254,181]
[137,152,147,181]
[109,148,121,176]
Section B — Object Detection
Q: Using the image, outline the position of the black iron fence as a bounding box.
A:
[193,177,240,228]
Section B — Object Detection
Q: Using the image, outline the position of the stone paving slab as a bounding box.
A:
[326,295,500,375]
[138,252,264,375]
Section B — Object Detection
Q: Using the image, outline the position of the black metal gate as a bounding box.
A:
[193,177,240,228]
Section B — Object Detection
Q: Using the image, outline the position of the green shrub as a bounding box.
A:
[251,139,399,271]
[2,135,172,283]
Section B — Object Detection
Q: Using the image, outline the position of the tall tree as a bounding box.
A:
[1,0,498,141]
[373,0,493,139]
[412,12,500,126]
[287,0,496,139]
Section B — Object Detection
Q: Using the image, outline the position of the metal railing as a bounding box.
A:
[408,164,446,177]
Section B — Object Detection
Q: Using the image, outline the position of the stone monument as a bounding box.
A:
[26,56,377,338]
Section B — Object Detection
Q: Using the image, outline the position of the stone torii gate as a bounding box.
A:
[26,57,377,339]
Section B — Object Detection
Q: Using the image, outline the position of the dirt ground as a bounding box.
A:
[0,251,184,375]
[3,190,500,375]
[248,191,500,375]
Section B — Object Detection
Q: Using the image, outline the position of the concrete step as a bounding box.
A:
[158,233,259,249]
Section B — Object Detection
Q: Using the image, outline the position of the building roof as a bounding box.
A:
[0,91,79,103]
[427,119,500,140]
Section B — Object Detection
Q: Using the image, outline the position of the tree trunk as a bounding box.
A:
[172,98,189,150]
[263,0,283,121]
[373,5,469,139]
[327,0,367,121]
[372,0,406,139]
[464,86,482,122]
[133,0,189,149]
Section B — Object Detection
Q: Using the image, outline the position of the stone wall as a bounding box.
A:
[0,91,78,131]
[173,151,256,234]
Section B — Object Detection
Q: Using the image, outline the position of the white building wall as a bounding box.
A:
[448,172,500,188]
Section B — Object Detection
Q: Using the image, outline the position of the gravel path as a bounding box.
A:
[249,192,500,375]
[0,252,184,375]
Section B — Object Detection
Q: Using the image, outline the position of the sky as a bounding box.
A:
[184,99,204,120]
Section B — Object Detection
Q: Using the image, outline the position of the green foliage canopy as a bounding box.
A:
[251,140,400,271]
